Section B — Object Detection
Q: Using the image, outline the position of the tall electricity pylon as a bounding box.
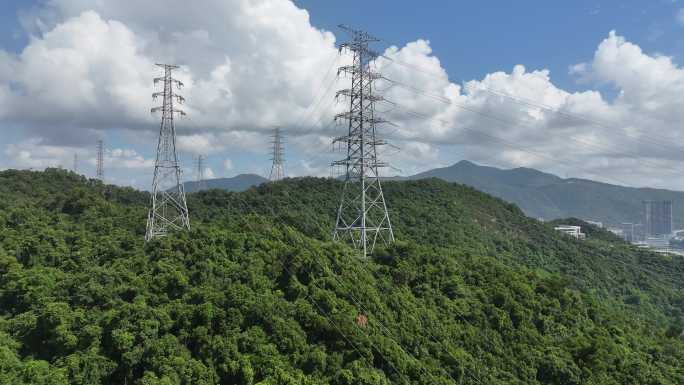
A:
[96,140,104,180]
[145,64,190,241]
[194,154,207,191]
[332,25,395,258]
[269,127,285,181]
[73,153,79,174]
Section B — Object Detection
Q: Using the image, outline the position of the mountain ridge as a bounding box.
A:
[198,161,684,227]
[411,160,684,227]
[182,173,268,193]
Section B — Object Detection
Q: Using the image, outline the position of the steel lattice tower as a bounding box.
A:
[96,140,104,180]
[195,154,207,191]
[73,153,78,174]
[145,64,190,241]
[269,127,285,181]
[332,25,395,258]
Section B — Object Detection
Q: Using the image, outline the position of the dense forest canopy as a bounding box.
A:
[0,168,682,384]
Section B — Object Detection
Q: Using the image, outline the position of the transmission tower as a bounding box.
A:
[194,154,207,191]
[269,127,285,181]
[145,64,190,241]
[73,153,79,174]
[96,140,104,180]
[331,25,395,258]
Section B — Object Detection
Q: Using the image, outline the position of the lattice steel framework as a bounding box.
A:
[269,127,285,181]
[194,154,207,191]
[332,25,394,258]
[96,140,104,180]
[145,64,190,241]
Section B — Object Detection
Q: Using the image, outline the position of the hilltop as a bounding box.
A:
[0,168,682,385]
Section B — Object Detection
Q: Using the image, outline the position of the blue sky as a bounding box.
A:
[2,1,684,190]
[296,0,684,92]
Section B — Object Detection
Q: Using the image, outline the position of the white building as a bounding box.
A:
[554,225,586,240]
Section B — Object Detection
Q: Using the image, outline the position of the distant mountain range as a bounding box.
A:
[183,173,268,193]
[186,161,684,228]
[406,160,684,228]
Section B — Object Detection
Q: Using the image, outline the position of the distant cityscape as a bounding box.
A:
[554,200,682,255]
[607,200,677,254]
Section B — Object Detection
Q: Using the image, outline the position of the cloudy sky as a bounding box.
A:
[2,0,684,190]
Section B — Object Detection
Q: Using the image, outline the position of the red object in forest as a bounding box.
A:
[356,313,368,327]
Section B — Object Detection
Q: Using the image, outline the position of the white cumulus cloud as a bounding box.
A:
[1,1,684,189]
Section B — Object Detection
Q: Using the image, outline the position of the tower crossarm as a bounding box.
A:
[334,112,390,125]
[331,159,389,168]
[337,66,382,80]
[151,106,186,116]
[335,89,384,102]
[153,93,185,103]
[332,135,388,146]
[153,76,183,85]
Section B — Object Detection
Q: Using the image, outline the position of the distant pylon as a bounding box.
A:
[96,140,104,180]
[145,64,190,241]
[73,153,79,174]
[269,127,285,181]
[331,25,395,258]
[194,154,207,191]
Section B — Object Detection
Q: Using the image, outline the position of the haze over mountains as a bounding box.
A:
[193,161,684,228]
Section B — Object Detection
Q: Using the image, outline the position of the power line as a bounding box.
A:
[235,183,492,385]
[463,83,684,157]
[228,197,414,385]
[287,53,341,135]
[381,77,684,178]
[380,53,684,158]
[380,97,676,192]
[245,173,683,385]
[231,190,485,384]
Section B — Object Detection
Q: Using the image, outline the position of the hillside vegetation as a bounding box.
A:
[0,169,682,385]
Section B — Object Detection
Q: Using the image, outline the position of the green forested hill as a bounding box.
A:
[0,169,682,385]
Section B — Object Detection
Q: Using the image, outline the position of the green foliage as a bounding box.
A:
[0,169,682,384]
